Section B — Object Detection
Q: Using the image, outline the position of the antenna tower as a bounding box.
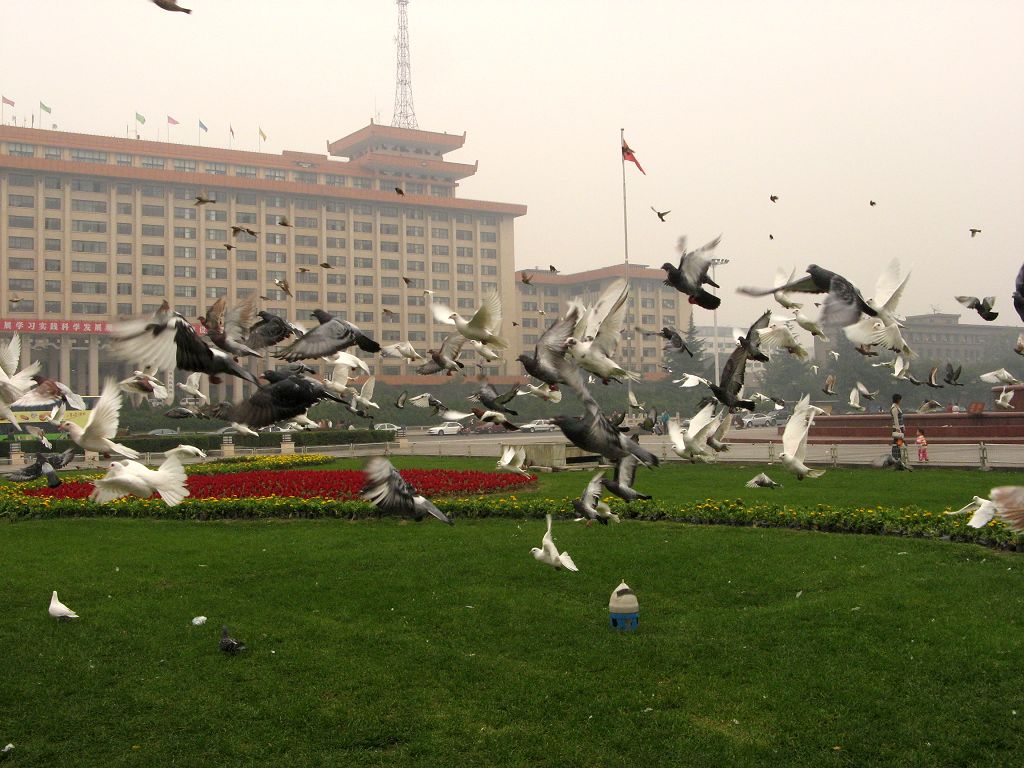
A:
[391,0,418,129]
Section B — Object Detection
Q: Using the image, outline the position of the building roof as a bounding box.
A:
[515,263,665,285]
[328,122,466,158]
[0,125,527,216]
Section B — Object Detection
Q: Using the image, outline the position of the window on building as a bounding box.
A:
[174,265,197,278]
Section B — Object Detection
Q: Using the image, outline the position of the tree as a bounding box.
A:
[683,313,714,380]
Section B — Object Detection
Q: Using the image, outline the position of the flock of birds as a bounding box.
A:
[4,226,1024,585]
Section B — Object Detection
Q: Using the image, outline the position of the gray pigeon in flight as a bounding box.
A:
[361,457,452,525]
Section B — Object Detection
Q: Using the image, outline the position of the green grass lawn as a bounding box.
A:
[2,515,1022,767]
[318,456,1024,513]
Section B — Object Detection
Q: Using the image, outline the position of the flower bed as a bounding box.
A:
[23,468,535,502]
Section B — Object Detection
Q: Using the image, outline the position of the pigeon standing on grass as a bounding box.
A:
[361,457,452,525]
[531,514,579,571]
[220,626,246,654]
[48,591,78,620]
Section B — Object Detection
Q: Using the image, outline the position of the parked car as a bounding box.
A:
[260,425,296,433]
[739,413,776,428]
[146,428,179,436]
[427,421,465,436]
[519,419,557,433]
[373,423,407,436]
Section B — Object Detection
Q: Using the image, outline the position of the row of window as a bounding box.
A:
[2,177,499,224]
[2,145,466,195]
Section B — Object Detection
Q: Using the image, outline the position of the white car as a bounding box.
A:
[427,421,465,436]
[519,419,557,433]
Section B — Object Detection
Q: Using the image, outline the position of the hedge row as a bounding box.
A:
[0,428,392,457]
[1,486,1021,551]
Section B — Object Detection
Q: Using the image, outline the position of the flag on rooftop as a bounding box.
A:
[167,115,179,126]
[39,101,51,114]
[621,137,645,175]
[229,124,235,138]
[198,119,208,133]
[1,96,13,107]
[258,126,267,141]
[135,112,146,125]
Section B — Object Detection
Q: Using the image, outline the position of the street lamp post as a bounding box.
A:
[710,258,730,382]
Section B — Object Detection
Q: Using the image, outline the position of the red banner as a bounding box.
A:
[0,318,113,334]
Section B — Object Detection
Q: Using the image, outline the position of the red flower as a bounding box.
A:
[24,469,533,501]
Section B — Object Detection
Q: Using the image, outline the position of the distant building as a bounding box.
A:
[812,312,1017,363]
[515,264,693,375]
[0,122,525,400]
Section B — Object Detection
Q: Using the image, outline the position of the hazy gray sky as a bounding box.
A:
[4,0,1022,327]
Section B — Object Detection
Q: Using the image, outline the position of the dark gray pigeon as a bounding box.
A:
[231,373,343,430]
[660,235,723,310]
[738,264,877,328]
[469,381,519,415]
[603,454,652,502]
[276,310,380,361]
[552,395,659,467]
[955,295,998,322]
[219,626,246,654]
[516,306,584,394]
[1012,264,1024,322]
[244,311,297,350]
[8,448,76,488]
[738,309,772,363]
[708,346,755,411]
[416,333,466,375]
[361,457,452,524]
[110,302,259,385]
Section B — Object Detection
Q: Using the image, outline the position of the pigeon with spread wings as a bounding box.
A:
[362,456,452,524]
[431,291,507,348]
[661,235,723,310]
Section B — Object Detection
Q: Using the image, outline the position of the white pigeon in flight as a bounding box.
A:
[779,394,825,479]
[989,487,1024,533]
[771,267,803,310]
[565,279,638,384]
[176,372,208,404]
[531,514,578,571]
[497,445,530,477]
[89,454,189,507]
[667,402,719,463]
[380,341,424,361]
[58,379,139,458]
[516,382,562,402]
[164,444,207,460]
[945,496,997,528]
[980,368,1021,386]
[432,291,507,348]
[48,590,79,620]
[995,387,1014,410]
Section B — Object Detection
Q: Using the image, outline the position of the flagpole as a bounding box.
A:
[620,127,633,378]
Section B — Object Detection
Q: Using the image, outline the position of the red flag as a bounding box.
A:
[1,96,13,107]
[622,138,645,175]
[167,115,179,126]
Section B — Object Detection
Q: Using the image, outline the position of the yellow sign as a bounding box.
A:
[0,408,92,428]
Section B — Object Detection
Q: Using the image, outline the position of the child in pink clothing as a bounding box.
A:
[915,430,929,462]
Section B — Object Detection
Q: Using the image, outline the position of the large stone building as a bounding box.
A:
[515,264,693,375]
[0,122,525,400]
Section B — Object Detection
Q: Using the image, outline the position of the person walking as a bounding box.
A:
[890,393,906,463]
[915,429,929,462]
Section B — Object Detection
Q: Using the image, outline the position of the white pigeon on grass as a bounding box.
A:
[945,496,997,528]
[89,454,189,507]
[746,473,782,488]
[48,590,79,620]
[58,379,139,458]
[531,514,578,571]
[779,394,825,480]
